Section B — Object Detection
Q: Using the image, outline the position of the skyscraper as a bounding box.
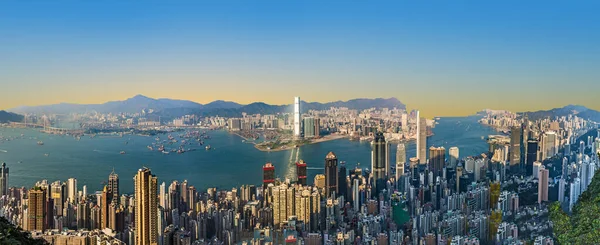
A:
[296,160,307,186]
[371,132,389,195]
[27,187,46,231]
[526,140,538,177]
[449,147,459,167]
[101,185,111,229]
[540,131,557,160]
[325,152,338,198]
[396,144,406,178]
[108,170,119,204]
[0,162,8,197]
[510,126,521,168]
[538,167,549,204]
[67,178,77,204]
[558,178,566,203]
[263,163,276,189]
[338,162,348,199]
[429,146,445,178]
[50,181,65,217]
[134,167,158,245]
[314,118,321,138]
[417,112,427,164]
[294,97,301,138]
[303,117,316,138]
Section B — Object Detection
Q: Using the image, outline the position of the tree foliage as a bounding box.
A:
[550,156,600,245]
[0,217,47,245]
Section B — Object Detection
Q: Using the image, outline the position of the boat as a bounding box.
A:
[147,146,153,151]
[120,151,126,154]
[37,141,44,145]
[162,150,170,154]
[205,145,211,150]
[44,153,49,157]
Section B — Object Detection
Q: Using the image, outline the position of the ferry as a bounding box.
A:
[37,141,44,145]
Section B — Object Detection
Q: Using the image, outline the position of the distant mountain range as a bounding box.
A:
[521,105,600,122]
[9,95,406,118]
[0,110,24,123]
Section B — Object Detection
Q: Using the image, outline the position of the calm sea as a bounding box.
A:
[0,116,498,194]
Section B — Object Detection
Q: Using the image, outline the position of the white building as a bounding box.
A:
[294,97,301,138]
[449,147,459,167]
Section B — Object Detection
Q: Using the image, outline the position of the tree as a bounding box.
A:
[550,158,600,245]
[0,217,47,245]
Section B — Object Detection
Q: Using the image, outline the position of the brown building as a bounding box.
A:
[538,167,549,204]
[134,167,158,245]
[27,187,46,231]
[100,185,111,229]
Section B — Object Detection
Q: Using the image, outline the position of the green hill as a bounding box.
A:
[550,153,600,244]
[0,110,23,123]
[0,217,47,245]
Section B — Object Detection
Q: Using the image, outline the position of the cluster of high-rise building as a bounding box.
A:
[3,106,599,245]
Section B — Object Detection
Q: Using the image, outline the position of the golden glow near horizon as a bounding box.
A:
[3,84,598,119]
[2,2,600,117]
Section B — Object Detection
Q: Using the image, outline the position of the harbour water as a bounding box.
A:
[0,116,498,194]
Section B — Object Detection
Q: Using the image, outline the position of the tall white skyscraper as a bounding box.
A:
[82,185,87,200]
[449,147,459,167]
[67,178,77,203]
[294,97,301,138]
[558,178,566,203]
[569,178,581,212]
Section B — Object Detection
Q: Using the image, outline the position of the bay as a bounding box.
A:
[0,115,498,194]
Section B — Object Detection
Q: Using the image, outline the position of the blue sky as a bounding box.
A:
[1,1,599,117]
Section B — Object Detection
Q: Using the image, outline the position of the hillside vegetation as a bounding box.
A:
[550,153,600,244]
[0,217,47,244]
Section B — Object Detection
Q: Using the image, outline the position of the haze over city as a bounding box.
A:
[2,1,600,117]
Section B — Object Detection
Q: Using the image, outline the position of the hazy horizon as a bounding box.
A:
[1,1,599,117]
[6,93,593,118]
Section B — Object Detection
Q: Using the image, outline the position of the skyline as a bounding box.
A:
[2,1,600,117]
